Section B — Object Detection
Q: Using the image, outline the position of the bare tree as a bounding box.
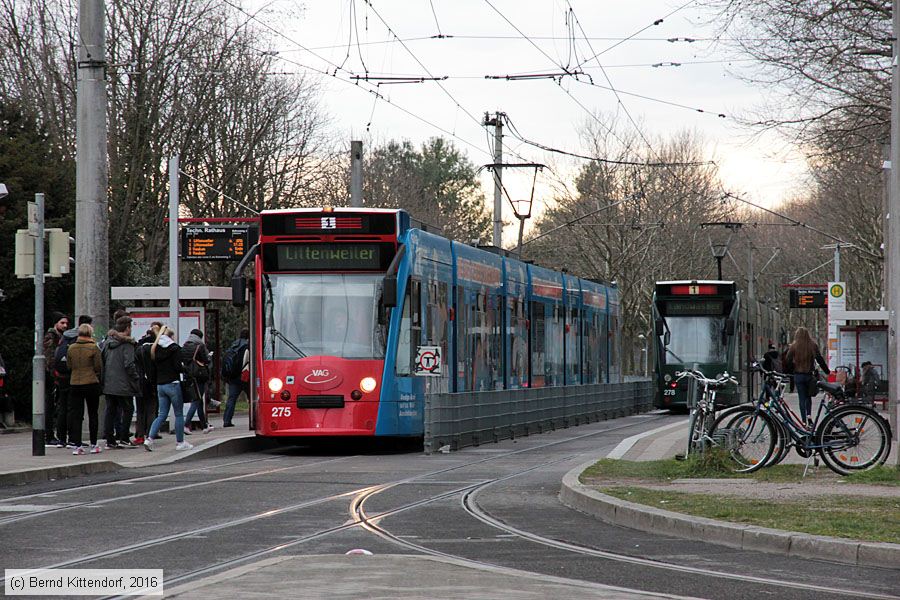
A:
[527,121,732,373]
[0,0,333,285]
[700,0,890,154]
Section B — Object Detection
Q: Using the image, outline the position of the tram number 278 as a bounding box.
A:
[663,389,676,396]
[271,406,292,417]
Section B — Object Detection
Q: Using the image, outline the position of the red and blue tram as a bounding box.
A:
[232,207,623,438]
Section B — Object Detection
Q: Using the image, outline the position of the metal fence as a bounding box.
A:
[423,380,654,454]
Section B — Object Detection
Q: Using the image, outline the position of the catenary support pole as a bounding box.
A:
[484,112,504,248]
[350,140,363,207]
[834,244,841,281]
[75,0,109,333]
[890,1,900,457]
[32,194,45,456]
[169,156,180,342]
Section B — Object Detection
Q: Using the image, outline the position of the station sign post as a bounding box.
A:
[827,282,846,371]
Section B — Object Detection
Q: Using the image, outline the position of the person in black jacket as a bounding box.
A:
[181,329,212,435]
[143,327,192,451]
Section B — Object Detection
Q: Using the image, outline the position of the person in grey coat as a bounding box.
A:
[101,316,141,448]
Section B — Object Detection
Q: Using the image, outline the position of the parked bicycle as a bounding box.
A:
[712,362,892,475]
[675,369,742,461]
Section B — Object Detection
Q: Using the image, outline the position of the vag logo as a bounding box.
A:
[303,368,341,387]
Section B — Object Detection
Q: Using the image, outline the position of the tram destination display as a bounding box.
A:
[182,226,255,261]
[264,242,395,271]
[664,299,725,315]
[789,288,828,308]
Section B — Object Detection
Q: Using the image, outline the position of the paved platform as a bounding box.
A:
[618,395,898,465]
[163,554,691,599]
[0,414,255,487]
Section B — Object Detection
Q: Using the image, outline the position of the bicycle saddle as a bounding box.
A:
[817,381,844,397]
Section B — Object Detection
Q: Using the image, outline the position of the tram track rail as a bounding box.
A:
[2,415,669,594]
[0,456,355,527]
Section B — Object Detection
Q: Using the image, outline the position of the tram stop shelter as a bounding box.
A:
[830,309,889,410]
[110,286,236,408]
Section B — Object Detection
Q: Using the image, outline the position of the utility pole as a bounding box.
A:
[75,0,109,332]
[169,156,180,343]
[350,140,363,207]
[888,2,900,457]
[31,194,45,457]
[484,112,505,248]
[747,243,754,301]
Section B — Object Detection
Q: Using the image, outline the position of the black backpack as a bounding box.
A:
[53,336,77,381]
[222,340,247,380]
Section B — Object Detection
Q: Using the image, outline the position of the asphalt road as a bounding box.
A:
[0,412,897,599]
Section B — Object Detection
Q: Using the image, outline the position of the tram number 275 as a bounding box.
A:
[271,406,292,417]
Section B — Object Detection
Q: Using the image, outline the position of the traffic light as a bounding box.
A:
[47,229,74,277]
[14,229,34,278]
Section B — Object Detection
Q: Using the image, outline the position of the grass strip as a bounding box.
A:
[581,457,900,485]
[600,486,900,544]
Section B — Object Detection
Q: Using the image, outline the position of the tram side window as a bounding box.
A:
[425,280,449,378]
[395,280,422,376]
[530,301,546,387]
[508,296,528,388]
[565,305,580,384]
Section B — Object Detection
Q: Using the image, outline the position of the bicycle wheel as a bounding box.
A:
[769,419,793,466]
[817,407,891,475]
[686,409,704,456]
[712,408,776,473]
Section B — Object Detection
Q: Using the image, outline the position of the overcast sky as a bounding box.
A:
[246,0,807,242]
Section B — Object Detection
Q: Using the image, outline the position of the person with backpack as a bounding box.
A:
[144,326,192,451]
[181,329,213,435]
[101,316,140,448]
[222,328,249,428]
[134,322,162,445]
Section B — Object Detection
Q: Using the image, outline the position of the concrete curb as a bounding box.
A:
[0,461,121,488]
[0,435,278,488]
[559,459,900,569]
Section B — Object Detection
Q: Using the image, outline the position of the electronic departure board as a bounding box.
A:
[181,226,256,261]
[789,288,828,308]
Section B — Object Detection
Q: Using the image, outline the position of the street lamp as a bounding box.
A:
[711,243,729,280]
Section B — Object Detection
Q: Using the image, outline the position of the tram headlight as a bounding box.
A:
[663,374,672,382]
[360,377,377,393]
[268,377,284,393]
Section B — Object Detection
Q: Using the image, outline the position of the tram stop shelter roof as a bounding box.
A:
[111,286,232,302]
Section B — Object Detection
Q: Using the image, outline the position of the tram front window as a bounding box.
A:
[263,273,385,360]
[664,316,726,364]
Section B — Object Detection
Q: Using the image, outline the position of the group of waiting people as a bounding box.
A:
[43,311,216,454]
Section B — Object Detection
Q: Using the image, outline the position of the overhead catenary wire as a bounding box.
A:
[178,169,260,215]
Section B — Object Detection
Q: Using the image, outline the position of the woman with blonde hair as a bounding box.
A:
[144,326,192,451]
[785,326,830,425]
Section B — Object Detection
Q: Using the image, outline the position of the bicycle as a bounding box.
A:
[713,363,892,476]
[674,369,742,461]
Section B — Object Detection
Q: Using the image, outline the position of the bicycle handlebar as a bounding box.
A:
[674,369,737,386]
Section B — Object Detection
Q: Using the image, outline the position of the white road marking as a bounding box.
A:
[606,420,686,459]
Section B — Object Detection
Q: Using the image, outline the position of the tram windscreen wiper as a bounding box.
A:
[263,274,307,359]
[666,348,685,363]
[268,326,307,358]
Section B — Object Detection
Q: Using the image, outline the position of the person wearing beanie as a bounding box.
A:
[42,312,69,446]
